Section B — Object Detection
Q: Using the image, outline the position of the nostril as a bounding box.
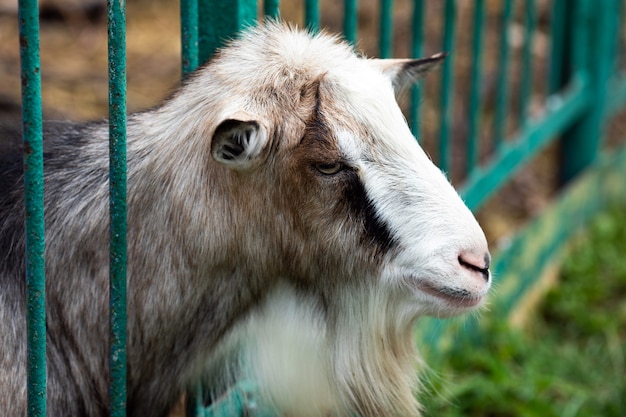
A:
[458,253,491,282]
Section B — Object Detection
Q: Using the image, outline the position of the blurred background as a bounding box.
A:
[2,1,625,416]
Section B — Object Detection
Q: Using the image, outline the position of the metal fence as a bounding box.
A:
[15,0,626,416]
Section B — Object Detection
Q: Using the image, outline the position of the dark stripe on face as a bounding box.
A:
[299,78,396,255]
[343,170,397,255]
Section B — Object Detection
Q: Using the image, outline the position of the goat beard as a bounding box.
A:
[244,284,423,417]
[332,287,423,417]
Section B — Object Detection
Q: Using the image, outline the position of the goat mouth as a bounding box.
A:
[417,282,483,308]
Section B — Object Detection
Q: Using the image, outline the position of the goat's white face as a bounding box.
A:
[324,74,491,318]
[205,26,490,319]
[329,78,488,319]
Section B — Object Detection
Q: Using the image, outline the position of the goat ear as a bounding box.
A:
[371,52,447,95]
[211,118,268,170]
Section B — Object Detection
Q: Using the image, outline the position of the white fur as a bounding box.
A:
[246,285,346,416]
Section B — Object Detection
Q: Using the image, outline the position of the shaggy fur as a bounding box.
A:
[0,24,490,417]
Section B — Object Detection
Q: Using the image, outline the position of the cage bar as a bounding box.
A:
[494,0,513,149]
[379,0,394,58]
[438,0,456,174]
[198,0,257,65]
[410,0,425,140]
[467,0,485,174]
[559,0,618,182]
[519,0,537,127]
[548,0,567,94]
[181,0,199,76]
[107,0,128,415]
[264,0,280,19]
[18,0,46,416]
[305,0,320,31]
[343,0,358,44]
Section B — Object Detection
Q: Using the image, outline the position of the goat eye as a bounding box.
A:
[315,162,345,175]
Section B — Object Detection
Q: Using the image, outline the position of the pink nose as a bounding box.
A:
[458,252,491,282]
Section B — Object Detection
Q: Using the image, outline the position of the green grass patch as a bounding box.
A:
[421,205,626,417]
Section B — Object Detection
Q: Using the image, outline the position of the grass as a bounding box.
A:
[421,204,626,417]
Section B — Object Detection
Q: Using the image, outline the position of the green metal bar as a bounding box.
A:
[569,0,588,73]
[304,0,320,31]
[438,0,456,174]
[611,0,622,70]
[18,1,46,416]
[264,0,280,19]
[461,75,590,211]
[410,0,424,140]
[519,0,536,127]
[494,0,513,149]
[107,0,128,415]
[198,0,257,64]
[379,0,394,58]
[559,0,617,183]
[343,0,358,44]
[466,0,485,174]
[181,0,199,76]
[548,0,567,94]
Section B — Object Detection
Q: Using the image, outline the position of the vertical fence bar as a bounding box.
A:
[107,0,128,416]
[18,1,46,416]
[198,0,257,65]
[494,0,513,149]
[305,0,320,31]
[548,0,567,94]
[343,0,358,44]
[559,0,618,183]
[439,0,456,174]
[467,0,485,174]
[379,0,394,58]
[569,1,587,73]
[264,0,280,19]
[197,0,213,62]
[519,0,536,127]
[410,0,425,140]
[181,0,199,77]
[606,0,621,74]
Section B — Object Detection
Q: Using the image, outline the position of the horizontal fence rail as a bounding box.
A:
[15,0,626,417]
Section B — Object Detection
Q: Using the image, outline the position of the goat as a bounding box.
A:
[0,24,491,417]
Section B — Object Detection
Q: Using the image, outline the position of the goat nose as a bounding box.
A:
[458,252,491,282]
